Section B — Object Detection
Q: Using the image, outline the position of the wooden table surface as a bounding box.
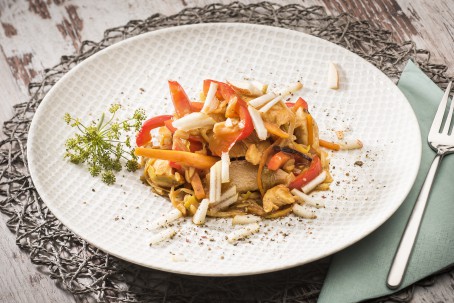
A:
[0,1,453,302]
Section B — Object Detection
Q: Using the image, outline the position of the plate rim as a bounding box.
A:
[27,22,422,276]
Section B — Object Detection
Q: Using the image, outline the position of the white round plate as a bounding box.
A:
[28,23,421,276]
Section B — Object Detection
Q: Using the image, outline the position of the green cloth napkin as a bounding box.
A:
[318,60,454,303]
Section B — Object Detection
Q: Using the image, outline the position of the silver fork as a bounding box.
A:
[387,81,454,289]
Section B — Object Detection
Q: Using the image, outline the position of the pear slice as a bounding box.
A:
[275,81,303,96]
[248,106,268,140]
[193,199,210,225]
[227,223,260,243]
[227,79,267,96]
[221,152,230,183]
[209,161,222,203]
[328,62,339,89]
[232,215,262,225]
[201,81,219,113]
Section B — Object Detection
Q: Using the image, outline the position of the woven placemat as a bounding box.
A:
[0,2,452,302]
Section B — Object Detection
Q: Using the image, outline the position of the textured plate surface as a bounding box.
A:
[28,23,421,276]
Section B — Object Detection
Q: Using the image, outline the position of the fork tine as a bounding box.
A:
[431,81,452,134]
[442,82,454,134]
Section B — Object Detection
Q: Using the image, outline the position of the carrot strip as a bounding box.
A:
[191,172,206,200]
[319,139,340,151]
[264,122,289,139]
[306,114,314,146]
[135,148,218,169]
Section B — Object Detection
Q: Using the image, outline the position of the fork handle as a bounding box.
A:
[386,154,442,289]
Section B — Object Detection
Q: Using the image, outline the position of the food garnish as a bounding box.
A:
[135,78,363,244]
[64,104,146,185]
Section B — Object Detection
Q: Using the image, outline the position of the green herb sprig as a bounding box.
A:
[64,104,146,185]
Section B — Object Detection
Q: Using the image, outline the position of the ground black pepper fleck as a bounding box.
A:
[354,160,364,167]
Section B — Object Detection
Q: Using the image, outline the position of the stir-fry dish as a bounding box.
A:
[135,79,362,230]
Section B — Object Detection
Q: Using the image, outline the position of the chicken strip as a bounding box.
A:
[228,160,290,192]
[262,185,295,213]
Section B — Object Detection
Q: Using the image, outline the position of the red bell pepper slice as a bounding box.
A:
[218,83,254,141]
[208,130,241,156]
[168,80,192,118]
[188,138,203,152]
[203,79,223,100]
[286,97,308,111]
[168,125,204,165]
[294,97,308,111]
[267,151,291,171]
[136,114,173,147]
[203,80,254,155]
[169,161,183,172]
[289,155,322,189]
[190,102,204,112]
[164,119,177,133]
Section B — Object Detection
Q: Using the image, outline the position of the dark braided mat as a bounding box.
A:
[0,2,452,302]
